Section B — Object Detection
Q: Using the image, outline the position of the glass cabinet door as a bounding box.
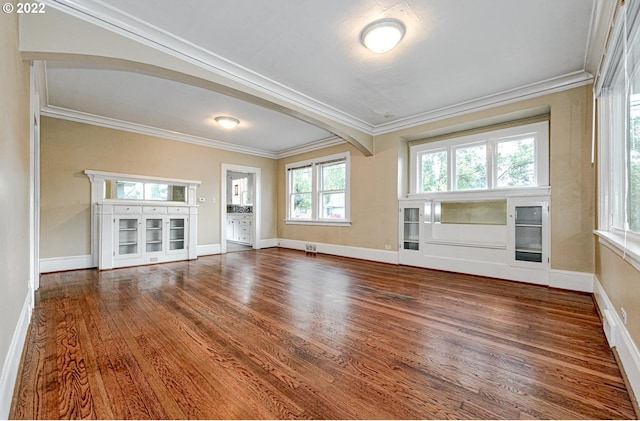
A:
[117,217,140,256]
[402,207,421,251]
[508,197,548,269]
[514,206,543,263]
[169,218,186,251]
[145,218,164,253]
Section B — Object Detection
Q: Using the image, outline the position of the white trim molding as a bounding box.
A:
[373,71,592,135]
[593,276,640,405]
[197,244,221,256]
[220,163,262,255]
[259,238,279,249]
[39,1,595,141]
[0,292,33,419]
[549,269,594,293]
[595,230,640,273]
[40,254,93,273]
[277,239,399,265]
[42,106,347,160]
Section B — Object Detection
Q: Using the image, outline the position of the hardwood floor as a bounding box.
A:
[10,248,637,419]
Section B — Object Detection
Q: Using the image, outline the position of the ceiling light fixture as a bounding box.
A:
[215,116,240,129]
[360,18,406,54]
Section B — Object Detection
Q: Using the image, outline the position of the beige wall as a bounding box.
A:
[0,0,31,404]
[278,85,595,274]
[40,117,277,258]
[596,244,640,352]
[276,142,400,250]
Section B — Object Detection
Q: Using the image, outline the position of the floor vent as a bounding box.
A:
[305,244,317,256]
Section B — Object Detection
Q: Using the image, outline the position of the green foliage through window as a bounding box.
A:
[496,138,535,188]
[455,144,487,190]
[421,151,447,192]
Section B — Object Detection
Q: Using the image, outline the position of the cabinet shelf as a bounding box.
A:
[509,199,548,268]
[516,248,542,253]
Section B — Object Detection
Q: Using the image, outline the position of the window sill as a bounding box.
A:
[594,230,640,272]
[406,186,551,201]
[284,219,352,227]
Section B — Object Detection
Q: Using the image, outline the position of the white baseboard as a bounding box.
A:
[0,291,33,419]
[277,239,399,264]
[258,238,278,249]
[593,276,640,405]
[197,244,220,256]
[39,254,93,273]
[549,269,594,292]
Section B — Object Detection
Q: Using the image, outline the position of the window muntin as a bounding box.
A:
[410,121,548,194]
[286,152,350,223]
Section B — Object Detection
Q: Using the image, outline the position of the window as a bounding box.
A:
[597,0,640,240]
[454,143,487,190]
[495,136,536,188]
[420,149,447,192]
[286,152,350,224]
[410,121,548,194]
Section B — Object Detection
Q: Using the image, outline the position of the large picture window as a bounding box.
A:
[286,152,350,224]
[410,121,549,195]
[596,0,640,258]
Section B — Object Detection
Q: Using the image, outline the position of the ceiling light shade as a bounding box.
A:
[360,18,406,53]
[215,116,240,129]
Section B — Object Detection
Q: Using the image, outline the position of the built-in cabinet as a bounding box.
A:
[507,196,549,269]
[399,201,423,252]
[98,203,198,269]
[226,214,253,245]
[399,189,550,284]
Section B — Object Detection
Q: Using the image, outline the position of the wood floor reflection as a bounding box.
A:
[10,248,637,419]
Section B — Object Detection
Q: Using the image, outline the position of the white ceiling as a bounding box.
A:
[41,0,598,157]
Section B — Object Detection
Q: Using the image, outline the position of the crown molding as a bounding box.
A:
[42,0,374,134]
[371,70,594,135]
[39,1,597,143]
[41,105,278,158]
[275,136,346,159]
[40,105,346,160]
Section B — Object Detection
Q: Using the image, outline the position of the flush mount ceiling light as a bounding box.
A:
[215,116,240,129]
[360,18,406,53]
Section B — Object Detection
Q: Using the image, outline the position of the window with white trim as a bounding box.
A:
[410,121,549,194]
[286,152,350,223]
[597,1,640,241]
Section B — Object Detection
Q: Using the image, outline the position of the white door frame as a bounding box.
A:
[29,65,40,295]
[220,163,261,254]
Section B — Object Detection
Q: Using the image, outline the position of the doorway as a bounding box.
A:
[220,164,261,254]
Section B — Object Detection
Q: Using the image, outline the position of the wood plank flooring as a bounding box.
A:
[10,248,637,419]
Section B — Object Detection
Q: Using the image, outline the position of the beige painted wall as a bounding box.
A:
[0,1,31,401]
[39,117,277,259]
[276,142,400,250]
[596,244,640,353]
[278,85,595,274]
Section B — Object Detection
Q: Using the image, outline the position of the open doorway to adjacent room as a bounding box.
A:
[220,164,261,254]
